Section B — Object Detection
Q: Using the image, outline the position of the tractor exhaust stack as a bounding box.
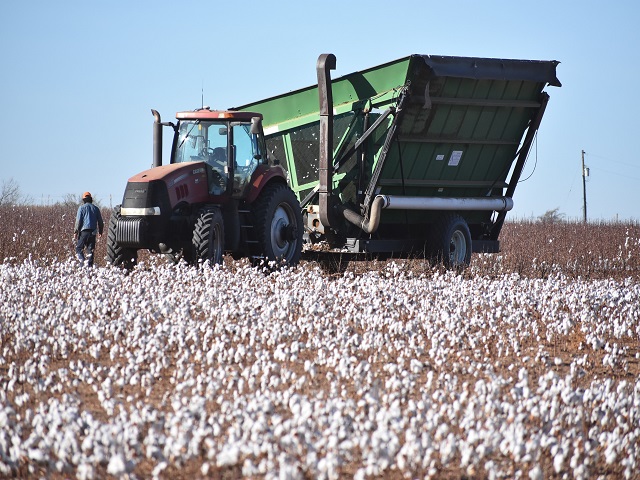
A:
[151,109,162,168]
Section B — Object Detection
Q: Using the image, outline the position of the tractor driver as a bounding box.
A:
[200,124,228,195]
[204,147,228,195]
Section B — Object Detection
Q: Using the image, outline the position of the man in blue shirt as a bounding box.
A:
[74,191,104,266]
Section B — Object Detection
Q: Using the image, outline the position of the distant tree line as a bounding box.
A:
[0,178,28,206]
[538,208,566,224]
[0,178,103,208]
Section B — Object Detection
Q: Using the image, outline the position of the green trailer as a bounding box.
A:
[234,53,560,266]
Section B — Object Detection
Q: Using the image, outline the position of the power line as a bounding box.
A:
[588,165,640,182]
[586,152,640,170]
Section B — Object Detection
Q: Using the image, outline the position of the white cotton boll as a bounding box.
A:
[528,465,543,480]
[317,457,330,477]
[553,453,564,473]
[217,445,240,467]
[27,448,46,463]
[278,455,303,480]
[300,401,313,421]
[410,359,424,373]
[242,458,260,477]
[354,468,366,480]
[77,463,95,480]
[604,443,617,464]
[439,433,457,466]
[129,373,140,386]
[152,461,168,477]
[107,454,127,476]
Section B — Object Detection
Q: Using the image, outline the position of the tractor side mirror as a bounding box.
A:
[250,117,262,135]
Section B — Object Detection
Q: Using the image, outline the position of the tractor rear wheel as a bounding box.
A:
[192,207,225,265]
[253,183,303,266]
[430,213,472,268]
[106,206,138,270]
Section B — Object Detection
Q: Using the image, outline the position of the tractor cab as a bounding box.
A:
[171,108,266,198]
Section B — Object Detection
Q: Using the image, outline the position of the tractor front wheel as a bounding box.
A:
[192,207,225,265]
[105,206,138,270]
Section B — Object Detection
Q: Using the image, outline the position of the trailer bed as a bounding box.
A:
[234,54,560,257]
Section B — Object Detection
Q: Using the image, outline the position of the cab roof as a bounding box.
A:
[176,108,262,121]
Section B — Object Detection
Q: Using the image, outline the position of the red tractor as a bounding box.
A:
[106,108,303,268]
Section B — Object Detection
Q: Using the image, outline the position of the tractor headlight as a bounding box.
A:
[120,206,161,216]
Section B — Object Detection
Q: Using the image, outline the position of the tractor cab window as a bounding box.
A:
[175,120,228,195]
[232,123,260,197]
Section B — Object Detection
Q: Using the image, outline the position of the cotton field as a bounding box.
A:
[1,255,639,479]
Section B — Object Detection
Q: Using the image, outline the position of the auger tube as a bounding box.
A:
[339,196,514,234]
[379,196,514,212]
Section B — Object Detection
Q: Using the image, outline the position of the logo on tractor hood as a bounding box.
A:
[169,172,189,187]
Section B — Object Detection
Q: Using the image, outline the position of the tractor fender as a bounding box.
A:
[244,165,288,204]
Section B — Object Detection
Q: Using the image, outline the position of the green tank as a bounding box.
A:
[234,54,560,267]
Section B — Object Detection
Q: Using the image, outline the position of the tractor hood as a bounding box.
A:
[128,162,206,184]
[122,162,210,215]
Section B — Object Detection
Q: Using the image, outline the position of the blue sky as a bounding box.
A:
[1,1,639,221]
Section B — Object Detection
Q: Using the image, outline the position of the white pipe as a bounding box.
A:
[339,195,513,234]
[379,195,514,212]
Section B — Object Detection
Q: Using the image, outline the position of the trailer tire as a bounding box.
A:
[430,213,472,268]
[192,207,225,266]
[253,183,303,266]
[105,206,138,270]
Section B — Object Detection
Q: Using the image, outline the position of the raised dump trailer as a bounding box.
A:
[235,54,561,266]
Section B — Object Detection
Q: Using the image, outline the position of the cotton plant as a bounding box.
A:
[0,258,638,479]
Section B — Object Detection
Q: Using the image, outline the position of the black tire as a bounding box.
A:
[429,213,472,269]
[105,206,138,270]
[253,183,303,266]
[192,207,225,265]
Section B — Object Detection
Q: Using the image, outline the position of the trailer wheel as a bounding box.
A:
[253,183,303,266]
[105,206,138,270]
[192,207,225,265]
[430,214,472,268]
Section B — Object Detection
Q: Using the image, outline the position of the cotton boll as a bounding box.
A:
[152,461,168,477]
[76,463,95,480]
[553,451,565,473]
[217,445,240,467]
[106,454,127,476]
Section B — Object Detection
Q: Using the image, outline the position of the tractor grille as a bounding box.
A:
[122,180,170,211]
[116,217,147,247]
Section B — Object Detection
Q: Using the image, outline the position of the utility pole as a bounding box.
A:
[581,149,588,223]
